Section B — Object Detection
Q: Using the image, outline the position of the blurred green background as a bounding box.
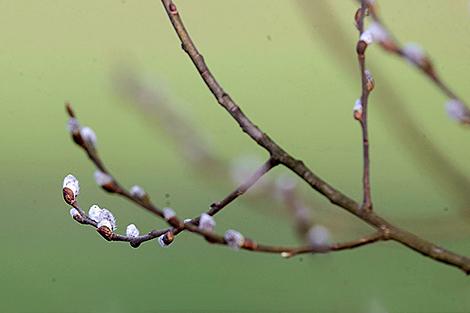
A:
[2,1,470,312]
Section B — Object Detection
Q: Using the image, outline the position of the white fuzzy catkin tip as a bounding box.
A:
[63,174,80,197]
[94,170,113,187]
[126,224,140,238]
[130,185,146,199]
[307,225,331,248]
[97,219,112,230]
[446,99,469,122]
[361,22,388,45]
[163,207,176,220]
[98,208,117,231]
[80,126,97,146]
[353,99,363,113]
[402,42,425,65]
[157,234,169,248]
[67,117,80,133]
[69,208,80,219]
[88,205,102,222]
[198,213,216,232]
[224,229,245,250]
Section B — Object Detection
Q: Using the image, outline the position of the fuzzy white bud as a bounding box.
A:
[97,219,112,230]
[67,117,80,133]
[198,213,216,232]
[224,229,245,250]
[307,225,331,248]
[157,234,169,248]
[446,99,469,123]
[98,208,116,231]
[402,42,426,65]
[63,174,80,198]
[80,126,97,147]
[353,99,363,118]
[163,207,176,220]
[126,224,140,238]
[88,205,102,222]
[361,22,388,45]
[94,170,113,187]
[130,185,146,199]
[69,208,80,219]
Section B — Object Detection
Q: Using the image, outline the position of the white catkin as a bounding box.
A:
[130,185,146,198]
[88,205,102,222]
[198,213,216,232]
[94,170,113,186]
[307,225,331,248]
[163,207,176,220]
[224,229,245,250]
[80,126,97,146]
[126,224,140,238]
[63,174,80,197]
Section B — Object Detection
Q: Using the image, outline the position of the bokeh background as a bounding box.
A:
[2,1,470,312]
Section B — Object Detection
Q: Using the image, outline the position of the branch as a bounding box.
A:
[159,0,470,274]
[355,3,374,210]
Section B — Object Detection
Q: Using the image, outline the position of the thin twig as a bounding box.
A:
[356,2,373,210]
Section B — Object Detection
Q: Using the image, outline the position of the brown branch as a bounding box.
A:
[355,3,373,210]
[159,0,470,274]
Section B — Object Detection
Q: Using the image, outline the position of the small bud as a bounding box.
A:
[446,99,470,123]
[402,42,425,65]
[359,31,373,45]
[366,22,389,44]
[198,213,216,232]
[88,204,102,222]
[157,235,168,248]
[163,207,176,220]
[353,99,363,121]
[157,232,174,248]
[364,69,375,92]
[307,225,331,249]
[98,208,117,231]
[62,174,79,204]
[94,170,115,192]
[184,218,192,223]
[126,224,140,238]
[80,126,97,147]
[67,117,80,134]
[130,185,146,199]
[224,229,245,250]
[69,208,80,219]
[281,251,292,258]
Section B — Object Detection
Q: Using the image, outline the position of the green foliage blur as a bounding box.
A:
[2,1,470,312]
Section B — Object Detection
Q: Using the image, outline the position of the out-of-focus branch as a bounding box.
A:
[362,1,470,124]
